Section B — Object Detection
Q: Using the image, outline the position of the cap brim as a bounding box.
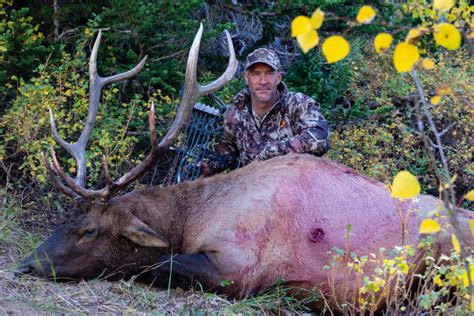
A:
[245,61,278,71]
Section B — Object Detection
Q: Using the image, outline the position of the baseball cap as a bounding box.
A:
[245,48,281,71]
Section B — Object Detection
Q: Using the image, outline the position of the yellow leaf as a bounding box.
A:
[471,295,474,313]
[405,28,425,43]
[422,58,435,70]
[291,16,312,37]
[464,190,474,201]
[64,89,72,96]
[463,265,474,287]
[322,36,350,64]
[434,274,443,287]
[433,0,455,12]
[470,220,474,235]
[374,33,393,53]
[431,95,441,105]
[310,8,324,30]
[433,23,461,50]
[393,42,420,73]
[297,30,319,54]
[356,5,376,24]
[436,83,454,96]
[391,170,421,199]
[451,233,461,253]
[400,262,409,274]
[419,219,441,234]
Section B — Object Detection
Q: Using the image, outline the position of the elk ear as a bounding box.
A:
[122,217,169,248]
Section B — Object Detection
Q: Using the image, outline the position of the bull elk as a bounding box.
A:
[17,25,473,312]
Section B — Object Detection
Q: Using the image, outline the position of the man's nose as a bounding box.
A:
[257,74,269,84]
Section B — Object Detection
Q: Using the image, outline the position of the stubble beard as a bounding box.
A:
[251,88,277,109]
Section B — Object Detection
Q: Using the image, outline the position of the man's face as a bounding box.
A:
[244,63,282,107]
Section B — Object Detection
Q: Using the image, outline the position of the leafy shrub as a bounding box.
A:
[0,2,50,105]
[0,34,176,190]
[327,47,473,202]
[285,47,354,123]
[325,238,471,314]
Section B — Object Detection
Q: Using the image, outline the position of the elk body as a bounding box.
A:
[17,26,473,310]
[18,154,474,306]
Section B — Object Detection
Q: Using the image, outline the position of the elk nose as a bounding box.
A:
[14,263,32,277]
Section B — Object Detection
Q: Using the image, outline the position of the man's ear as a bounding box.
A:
[121,217,169,248]
[276,71,282,84]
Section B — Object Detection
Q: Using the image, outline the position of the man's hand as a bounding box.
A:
[198,161,214,178]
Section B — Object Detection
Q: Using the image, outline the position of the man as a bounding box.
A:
[203,48,329,175]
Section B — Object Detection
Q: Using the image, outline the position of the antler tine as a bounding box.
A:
[89,29,102,80]
[41,151,77,197]
[49,146,100,199]
[101,57,148,86]
[90,29,148,88]
[48,108,73,155]
[199,30,238,95]
[156,24,203,150]
[158,24,237,151]
[102,155,114,189]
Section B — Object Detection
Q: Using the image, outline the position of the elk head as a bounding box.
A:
[17,24,237,280]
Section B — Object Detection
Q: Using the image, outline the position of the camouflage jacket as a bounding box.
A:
[210,82,329,171]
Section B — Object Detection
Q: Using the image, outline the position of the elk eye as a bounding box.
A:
[83,228,97,238]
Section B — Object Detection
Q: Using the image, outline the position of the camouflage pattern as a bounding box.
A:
[245,48,281,71]
[209,82,329,172]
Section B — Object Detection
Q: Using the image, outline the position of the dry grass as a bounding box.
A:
[0,244,308,314]
[0,249,235,314]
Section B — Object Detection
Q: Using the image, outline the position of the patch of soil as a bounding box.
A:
[0,246,234,314]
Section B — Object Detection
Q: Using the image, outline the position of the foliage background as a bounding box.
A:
[0,0,472,313]
[0,1,472,238]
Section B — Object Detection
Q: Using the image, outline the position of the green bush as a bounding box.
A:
[0,34,176,190]
[327,47,473,202]
[0,3,50,105]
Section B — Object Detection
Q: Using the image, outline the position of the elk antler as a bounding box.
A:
[46,24,237,201]
[48,29,147,191]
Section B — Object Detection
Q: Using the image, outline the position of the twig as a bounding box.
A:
[0,161,11,207]
[53,0,61,41]
[153,51,184,62]
[410,69,472,293]
[110,101,137,156]
[56,27,81,41]
[82,281,100,308]
[125,131,149,136]
[47,287,89,313]
[438,124,453,138]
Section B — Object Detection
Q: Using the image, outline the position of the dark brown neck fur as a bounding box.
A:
[111,175,227,252]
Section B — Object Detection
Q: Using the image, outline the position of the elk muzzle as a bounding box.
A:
[16,245,57,278]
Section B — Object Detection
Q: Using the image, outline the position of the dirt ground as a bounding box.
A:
[0,244,236,314]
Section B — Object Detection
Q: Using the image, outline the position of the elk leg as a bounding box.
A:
[152,253,225,292]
